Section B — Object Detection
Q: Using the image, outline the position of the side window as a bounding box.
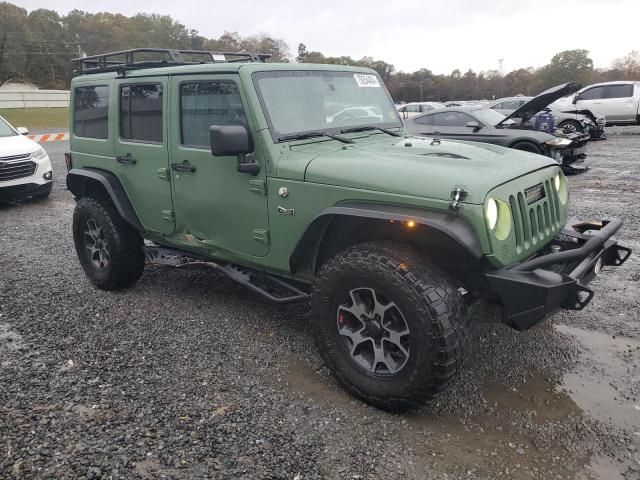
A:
[605,84,634,99]
[120,84,163,143]
[180,81,246,148]
[432,112,474,127]
[420,105,434,112]
[579,86,605,101]
[501,100,523,110]
[74,85,109,139]
[406,105,420,113]
[490,102,504,110]
[414,114,433,125]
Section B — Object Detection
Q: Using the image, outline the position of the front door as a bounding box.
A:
[169,74,269,257]
[115,77,174,234]
[575,85,606,121]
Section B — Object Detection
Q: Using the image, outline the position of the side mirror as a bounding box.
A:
[572,94,578,104]
[16,127,29,135]
[209,125,259,175]
[466,121,481,129]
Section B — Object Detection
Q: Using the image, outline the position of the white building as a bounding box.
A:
[0,79,70,109]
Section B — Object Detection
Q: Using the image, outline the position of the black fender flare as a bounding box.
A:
[290,202,483,275]
[66,168,143,232]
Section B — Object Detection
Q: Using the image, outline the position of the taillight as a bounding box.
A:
[64,152,72,171]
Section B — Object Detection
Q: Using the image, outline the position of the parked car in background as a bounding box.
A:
[553,81,640,126]
[0,115,52,201]
[328,106,383,124]
[397,102,444,118]
[404,105,589,173]
[488,90,606,139]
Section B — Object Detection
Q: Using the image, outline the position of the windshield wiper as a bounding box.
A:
[278,131,354,144]
[340,125,402,137]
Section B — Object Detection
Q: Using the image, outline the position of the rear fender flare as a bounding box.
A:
[66,168,143,232]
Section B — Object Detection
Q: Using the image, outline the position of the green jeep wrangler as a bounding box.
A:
[66,49,630,411]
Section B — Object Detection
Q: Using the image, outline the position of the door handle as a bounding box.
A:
[171,160,196,173]
[116,153,136,165]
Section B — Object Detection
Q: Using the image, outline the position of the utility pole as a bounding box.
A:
[420,80,424,102]
[498,58,504,97]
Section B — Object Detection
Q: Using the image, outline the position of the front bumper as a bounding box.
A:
[483,219,630,331]
[0,181,52,200]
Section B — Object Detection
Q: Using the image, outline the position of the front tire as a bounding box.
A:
[312,242,469,412]
[559,120,582,134]
[511,141,542,154]
[72,196,145,291]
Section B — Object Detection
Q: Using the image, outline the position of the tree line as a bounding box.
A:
[1,2,639,101]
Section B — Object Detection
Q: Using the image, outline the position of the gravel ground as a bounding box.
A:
[1,129,639,479]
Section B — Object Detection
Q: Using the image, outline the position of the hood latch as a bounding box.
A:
[449,187,468,211]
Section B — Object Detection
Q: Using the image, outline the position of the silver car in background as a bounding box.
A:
[552,81,640,126]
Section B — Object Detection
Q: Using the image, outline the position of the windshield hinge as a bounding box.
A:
[449,187,468,211]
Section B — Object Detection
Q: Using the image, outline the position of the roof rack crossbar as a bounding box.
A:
[73,48,272,75]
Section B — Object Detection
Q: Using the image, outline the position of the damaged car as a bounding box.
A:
[405,89,590,174]
[487,83,606,140]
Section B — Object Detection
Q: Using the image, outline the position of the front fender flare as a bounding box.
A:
[290,202,484,275]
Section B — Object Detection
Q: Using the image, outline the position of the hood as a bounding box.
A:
[0,134,40,158]
[497,82,581,126]
[298,137,556,204]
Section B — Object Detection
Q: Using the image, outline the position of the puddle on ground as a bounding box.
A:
[484,371,580,423]
[555,324,640,432]
[284,326,636,480]
[285,354,357,408]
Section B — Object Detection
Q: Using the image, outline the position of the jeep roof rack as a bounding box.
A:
[73,48,272,75]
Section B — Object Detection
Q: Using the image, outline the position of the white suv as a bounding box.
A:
[0,115,52,201]
[553,81,640,126]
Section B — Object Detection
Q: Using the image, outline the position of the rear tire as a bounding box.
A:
[312,242,469,412]
[73,196,145,291]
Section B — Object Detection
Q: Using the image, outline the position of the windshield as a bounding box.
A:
[253,70,402,139]
[472,108,513,126]
[0,116,18,137]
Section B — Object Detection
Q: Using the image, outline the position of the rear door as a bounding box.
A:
[168,74,270,257]
[115,77,174,234]
[602,84,636,122]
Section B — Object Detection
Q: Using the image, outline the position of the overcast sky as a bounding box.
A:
[15,0,640,74]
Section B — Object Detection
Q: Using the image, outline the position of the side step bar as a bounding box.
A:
[144,245,309,303]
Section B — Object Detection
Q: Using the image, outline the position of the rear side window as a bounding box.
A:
[120,84,163,143]
[501,100,525,110]
[432,112,475,126]
[579,86,605,100]
[180,81,246,148]
[605,84,634,99]
[414,114,433,125]
[74,85,109,139]
[490,102,504,109]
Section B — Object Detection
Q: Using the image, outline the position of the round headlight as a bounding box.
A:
[485,198,498,230]
[554,174,561,192]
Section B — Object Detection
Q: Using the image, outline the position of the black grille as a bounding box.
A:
[509,179,562,254]
[0,155,37,182]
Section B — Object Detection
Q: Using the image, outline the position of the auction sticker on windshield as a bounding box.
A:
[354,74,380,88]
